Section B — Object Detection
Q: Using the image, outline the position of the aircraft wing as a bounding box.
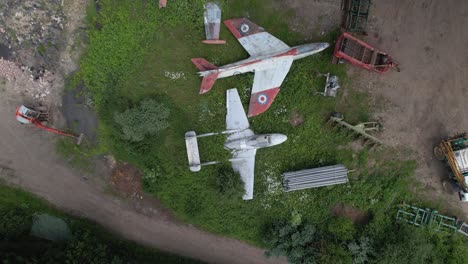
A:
[231,149,257,200]
[224,18,290,57]
[226,88,250,131]
[247,57,294,116]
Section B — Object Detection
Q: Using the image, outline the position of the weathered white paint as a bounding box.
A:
[224,89,287,200]
[238,32,290,56]
[185,131,201,172]
[252,58,293,93]
[194,18,330,116]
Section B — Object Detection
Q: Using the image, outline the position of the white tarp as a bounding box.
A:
[454,148,468,173]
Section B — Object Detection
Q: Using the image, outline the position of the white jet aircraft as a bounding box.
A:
[185,89,287,200]
[192,18,329,117]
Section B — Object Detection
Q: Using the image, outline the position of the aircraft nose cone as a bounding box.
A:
[272,134,288,145]
[318,42,330,51]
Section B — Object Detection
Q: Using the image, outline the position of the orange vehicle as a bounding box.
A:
[15,105,84,145]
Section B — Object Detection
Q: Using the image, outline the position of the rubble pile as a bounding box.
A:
[0,0,67,101]
[0,0,65,48]
[0,58,54,99]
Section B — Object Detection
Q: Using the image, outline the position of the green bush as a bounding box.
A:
[347,236,374,264]
[0,207,32,239]
[114,99,170,142]
[216,165,244,199]
[265,221,319,264]
[65,229,112,264]
[327,217,355,241]
[374,225,467,264]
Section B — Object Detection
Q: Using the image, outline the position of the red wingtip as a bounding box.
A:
[224,18,264,39]
[224,19,243,39]
[247,88,280,117]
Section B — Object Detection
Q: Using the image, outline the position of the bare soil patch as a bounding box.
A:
[111,162,143,199]
[275,0,342,40]
[332,203,371,225]
[290,111,305,127]
[109,162,176,221]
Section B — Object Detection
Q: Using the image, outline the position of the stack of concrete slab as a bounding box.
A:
[283,164,349,192]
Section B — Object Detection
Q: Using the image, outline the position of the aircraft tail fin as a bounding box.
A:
[191,58,218,71]
[199,72,219,94]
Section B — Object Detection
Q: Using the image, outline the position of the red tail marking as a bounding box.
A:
[191,58,218,71]
[200,72,219,94]
[248,87,280,117]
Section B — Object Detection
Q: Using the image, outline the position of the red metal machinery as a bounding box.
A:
[332,32,400,73]
[15,105,83,145]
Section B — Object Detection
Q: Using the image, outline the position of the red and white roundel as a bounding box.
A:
[257,93,268,105]
[240,23,250,33]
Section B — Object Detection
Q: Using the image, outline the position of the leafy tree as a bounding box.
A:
[65,230,110,264]
[348,236,374,264]
[375,226,444,264]
[447,236,468,264]
[114,99,170,142]
[265,221,319,264]
[327,217,355,241]
[216,165,244,198]
[320,243,352,264]
[0,207,32,239]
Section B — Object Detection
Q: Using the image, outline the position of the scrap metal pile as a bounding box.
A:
[396,203,468,237]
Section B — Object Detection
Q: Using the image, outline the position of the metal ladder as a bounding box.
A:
[342,0,371,33]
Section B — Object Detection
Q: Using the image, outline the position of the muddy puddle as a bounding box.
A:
[62,85,98,142]
[0,43,12,59]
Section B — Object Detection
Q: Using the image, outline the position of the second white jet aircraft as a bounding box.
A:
[224,88,287,200]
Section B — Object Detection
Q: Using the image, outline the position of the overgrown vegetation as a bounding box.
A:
[265,220,319,263]
[114,99,170,142]
[216,165,244,199]
[0,184,200,263]
[66,0,468,262]
[264,215,468,264]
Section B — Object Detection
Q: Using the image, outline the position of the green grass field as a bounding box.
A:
[69,0,467,262]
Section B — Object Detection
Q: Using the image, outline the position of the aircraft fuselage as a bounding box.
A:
[224,133,287,152]
[199,42,329,78]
